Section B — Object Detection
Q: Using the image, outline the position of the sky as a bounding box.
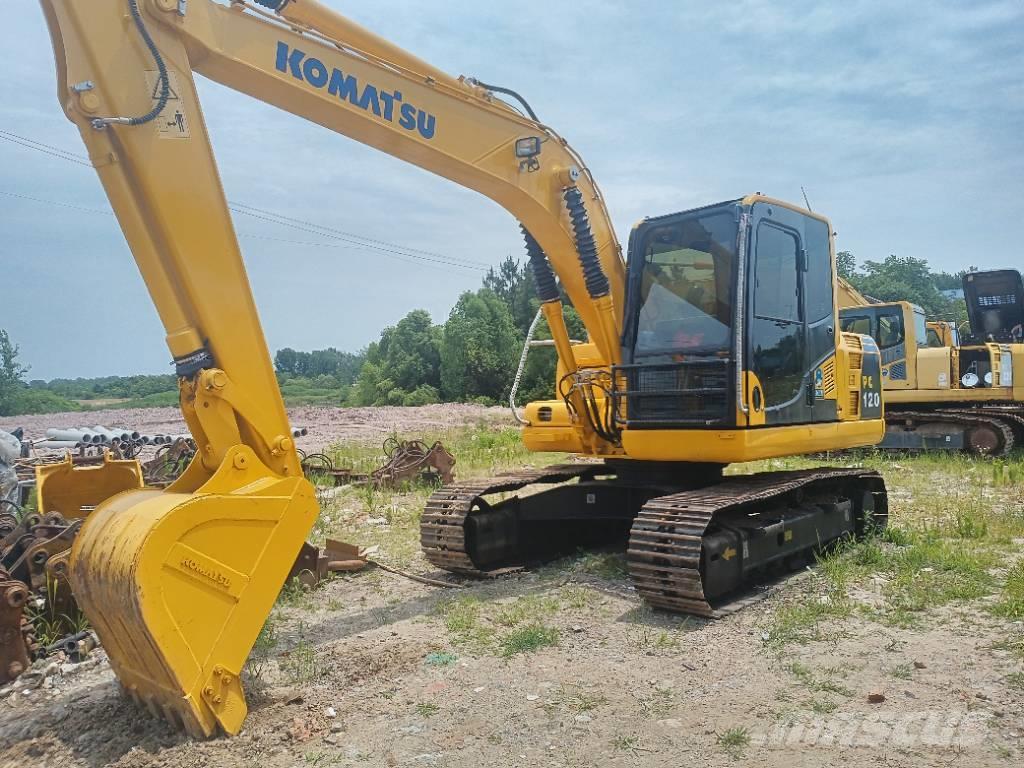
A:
[2,0,1022,380]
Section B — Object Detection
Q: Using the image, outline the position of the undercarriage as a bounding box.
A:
[421,463,888,617]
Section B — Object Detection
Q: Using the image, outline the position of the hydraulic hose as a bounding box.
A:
[564,187,610,299]
[91,0,170,129]
[521,226,559,303]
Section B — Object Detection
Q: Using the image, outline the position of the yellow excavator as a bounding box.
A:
[39,0,888,738]
[838,271,1024,455]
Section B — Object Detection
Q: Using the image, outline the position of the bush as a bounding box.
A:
[402,385,440,407]
[5,388,81,415]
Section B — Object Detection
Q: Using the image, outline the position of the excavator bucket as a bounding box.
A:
[35,453,144,518]
[69,446,318,737]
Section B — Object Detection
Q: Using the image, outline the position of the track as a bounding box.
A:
[884,409,1017,456]
[629,468,888,617]
[421,465,888,617]
[420,463,605,575]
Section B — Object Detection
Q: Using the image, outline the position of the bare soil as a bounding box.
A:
[1,406,1022,768]
[0,403,510,456]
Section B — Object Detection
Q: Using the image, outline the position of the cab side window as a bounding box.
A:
[877,312,905,349]
[840,315,872,336]
[804,219,833,323]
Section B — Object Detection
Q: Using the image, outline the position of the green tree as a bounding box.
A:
[836,251,856,280]
[483,256,536,335]
[853,255,954,317]
[381,310,442,391]
[274,347,299,375]
[0,330,28,417]
[441,290,520,402]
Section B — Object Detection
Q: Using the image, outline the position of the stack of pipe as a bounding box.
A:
[35,426,184,451]
[34,425,307,451]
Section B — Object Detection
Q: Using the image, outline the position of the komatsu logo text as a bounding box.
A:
[276,42,437,140]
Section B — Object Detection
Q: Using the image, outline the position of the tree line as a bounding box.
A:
[838,252,972,325]
[281,256,584,408]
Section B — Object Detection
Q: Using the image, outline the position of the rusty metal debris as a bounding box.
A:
[0,566,31,684]
[286,539,377,587]
[0,510,96,685]
[301,438,456,490]
[142,437,197,487]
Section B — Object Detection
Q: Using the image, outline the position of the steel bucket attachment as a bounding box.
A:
[69,446,317,737]
[35,453,144,518]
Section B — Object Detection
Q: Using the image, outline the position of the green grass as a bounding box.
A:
[786,661,853,696]
[415,702,440,718]
[611,734,640,751]
[244,616,278,684]
[493,594,560,628]
[1004,671,1024,690]
[500,624,560,657]
[993,562,1024,619]
[280,630,320,684]
[716,727,751,759]
[755,450,1024,646]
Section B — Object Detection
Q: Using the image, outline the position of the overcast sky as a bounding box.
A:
[2,0,1022,380]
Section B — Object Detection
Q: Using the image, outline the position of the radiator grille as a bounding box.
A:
[614,359,731,427]
[821,359,836,397]
[848,391,860,416]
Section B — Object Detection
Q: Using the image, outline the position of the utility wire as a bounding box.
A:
[229,201,488,269]
[0,130,493,273]
[0,188,483,274]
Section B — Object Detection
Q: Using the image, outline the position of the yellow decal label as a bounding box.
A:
[784,530,794,542]
[722,547,737,561]
[169,543,247,599]
[144,70,190,140]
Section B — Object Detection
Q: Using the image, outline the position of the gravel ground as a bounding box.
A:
[1,407,1022,767]
[0,403,514,455]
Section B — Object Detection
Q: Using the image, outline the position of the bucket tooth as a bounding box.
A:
[69,446,318,737]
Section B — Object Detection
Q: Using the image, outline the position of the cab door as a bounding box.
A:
[746,203,837,426]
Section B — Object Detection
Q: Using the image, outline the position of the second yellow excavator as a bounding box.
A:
[39,0,888,737]
[838,270,1024,455]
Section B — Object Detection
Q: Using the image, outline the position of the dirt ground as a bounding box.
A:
[0,403,510,456]
[1,406,1022,768]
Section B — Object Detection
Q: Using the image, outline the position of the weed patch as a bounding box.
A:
[500,624,559,657]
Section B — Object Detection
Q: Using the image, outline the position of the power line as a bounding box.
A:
[0,188,485,274]
[0,129,495,273]
[229,201,488,268]
[228,206,486,271]
[0,130,92,167]
[0,190,113,216]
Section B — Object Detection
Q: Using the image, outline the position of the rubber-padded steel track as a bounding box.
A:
[885,410,1016,456]
[628,468,887,618]
[420,463,602,575]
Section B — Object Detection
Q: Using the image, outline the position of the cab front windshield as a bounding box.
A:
[633,208,737,357]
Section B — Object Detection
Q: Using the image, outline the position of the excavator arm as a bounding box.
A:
[39,0,627,737]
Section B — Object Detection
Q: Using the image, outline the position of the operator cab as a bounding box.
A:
[838,303,927,383]
[962,269,1024,345]
[619,196,840,430]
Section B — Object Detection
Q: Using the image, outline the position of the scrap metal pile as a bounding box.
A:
[0,429,453,687]
[300,437,456,489]
[1,507,94,685]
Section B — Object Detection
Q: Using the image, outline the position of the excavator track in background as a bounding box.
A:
[421,465,888,617]
[629,468,887,617]
[883,410,1017,457]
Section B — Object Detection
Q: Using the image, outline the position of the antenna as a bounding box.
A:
[801,186,813,212]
